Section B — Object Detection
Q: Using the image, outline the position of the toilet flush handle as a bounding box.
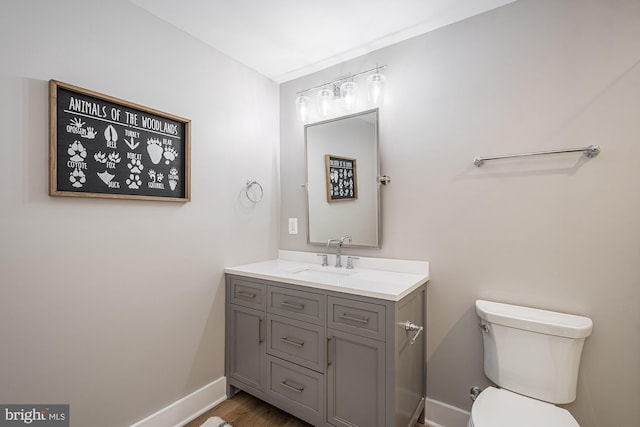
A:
[404,321,424,345]
[470,386,482,401]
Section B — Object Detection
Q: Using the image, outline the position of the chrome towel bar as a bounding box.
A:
[473,144,600,167]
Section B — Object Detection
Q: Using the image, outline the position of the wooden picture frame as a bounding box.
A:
[325,154,358,202]
[49,80,191,202]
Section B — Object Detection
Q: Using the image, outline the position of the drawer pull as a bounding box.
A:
[279,380,304,393]
[340,313,369,325]
[237,290,256,299]
[280,336,304,348]
[280,301,305,310]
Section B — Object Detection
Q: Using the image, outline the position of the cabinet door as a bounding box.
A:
[327,329,385,427]
[228,304,265,391]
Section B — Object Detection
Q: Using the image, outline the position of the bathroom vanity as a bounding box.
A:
[224,251,430,427]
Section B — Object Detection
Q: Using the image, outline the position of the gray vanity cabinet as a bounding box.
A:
[226,277,266,392]
[225,273,426,427]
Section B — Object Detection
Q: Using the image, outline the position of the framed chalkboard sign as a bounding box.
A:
[325,154,358,202]
[49,80,191,202]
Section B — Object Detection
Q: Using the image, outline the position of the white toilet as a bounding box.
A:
[468,299,593,427]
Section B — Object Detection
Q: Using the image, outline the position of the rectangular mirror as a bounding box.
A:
[305,109,380,247]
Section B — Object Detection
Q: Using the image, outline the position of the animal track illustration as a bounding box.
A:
[69,168,86,188]
[163,146,178,165]
[168,167,179,191]
[67,141,87,162]
[146,139,163,164]
[126,173,142,190]
[104,125,118,144]
[108,152,121,163]
[94,151,107,163]
[127,159,144,174]
[97,171,115,185]
[69,117,85,128]
[147,170,164,182]
[124,136,139,150]
[84,127,97,139]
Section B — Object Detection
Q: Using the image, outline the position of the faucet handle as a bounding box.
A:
[327,237,340,247]
[317,253,329,266]
[346,256,359,269]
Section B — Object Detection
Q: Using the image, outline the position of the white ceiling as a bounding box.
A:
[128,0,517,83]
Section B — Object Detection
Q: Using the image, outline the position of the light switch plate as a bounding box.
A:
[288,218,298,234]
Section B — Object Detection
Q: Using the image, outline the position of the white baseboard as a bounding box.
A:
[129,378,469,427]
[131,377,227,427]
[424,398,470,427]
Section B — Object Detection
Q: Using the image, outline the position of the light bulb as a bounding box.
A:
[317,87,334,117]
[295,94,310,122]
[340,81,358,112]
[367,71,386,106]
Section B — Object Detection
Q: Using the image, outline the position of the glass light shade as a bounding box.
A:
[317,87,334,117]
[340,81,358,112]
[295,94,311,122]
[367,72,386,106]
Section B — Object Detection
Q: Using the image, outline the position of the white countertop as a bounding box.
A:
[224,250,430,301]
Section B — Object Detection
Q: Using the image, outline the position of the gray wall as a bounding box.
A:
[0,1,279,426]
[280,0,640,426]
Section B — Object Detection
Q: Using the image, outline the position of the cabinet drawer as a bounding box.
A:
[267,314,325,372]
[267,286,325,325]
[328,296,386,341]
[229,276,265,310]
[267,355,324,425]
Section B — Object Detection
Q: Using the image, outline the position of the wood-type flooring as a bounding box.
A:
[183,391,428,427]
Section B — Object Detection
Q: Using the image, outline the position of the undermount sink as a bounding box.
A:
[287,265,356,276]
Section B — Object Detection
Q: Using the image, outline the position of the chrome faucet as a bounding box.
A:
[327,235,352,268]
[327,238,342,267]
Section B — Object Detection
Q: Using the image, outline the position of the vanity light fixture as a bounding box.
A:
[367,68,386,106]
[295,65,387,122]
[317,87,335,117]
[339,80,358,113]
[295,94,311,122]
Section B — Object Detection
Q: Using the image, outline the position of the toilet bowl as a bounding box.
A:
[467,387,579,427]
[469,300,592,427]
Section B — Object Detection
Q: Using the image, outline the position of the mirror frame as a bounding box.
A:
[304,108,381,248]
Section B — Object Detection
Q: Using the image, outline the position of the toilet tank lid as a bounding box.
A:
[475,300,593,338]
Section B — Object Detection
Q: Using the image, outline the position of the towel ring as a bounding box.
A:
[245,180,263,204]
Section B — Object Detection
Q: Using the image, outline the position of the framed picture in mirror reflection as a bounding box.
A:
[325,154,358,202]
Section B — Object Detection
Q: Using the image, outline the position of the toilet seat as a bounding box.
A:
[469,387,579,427]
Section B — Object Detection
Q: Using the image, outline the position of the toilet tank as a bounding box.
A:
[476,300,592,404]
